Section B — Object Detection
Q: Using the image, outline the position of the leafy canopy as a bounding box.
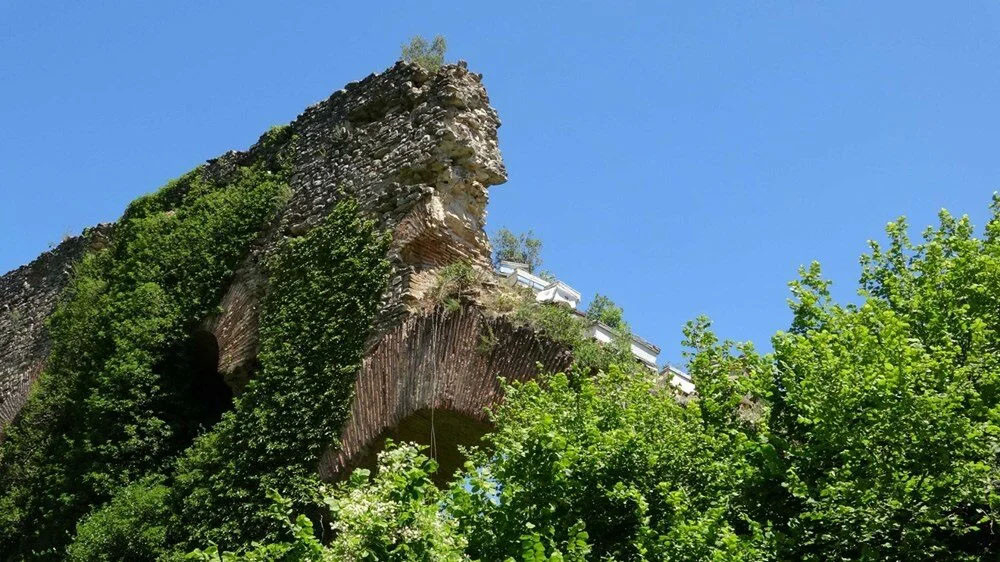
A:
[586,293,624,329]
[763,203,1000,560]
[207,196,1000,561]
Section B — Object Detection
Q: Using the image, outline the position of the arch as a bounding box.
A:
[320,306,574,484]
[346,408,492,485]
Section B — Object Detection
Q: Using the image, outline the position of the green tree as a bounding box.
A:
[448,364,770,561]
[492,227,543,272]
[586,293,624,329]
[762,206,1000,560]
[401,35,447,72]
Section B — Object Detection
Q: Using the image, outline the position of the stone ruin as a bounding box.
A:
[0,61,571,479]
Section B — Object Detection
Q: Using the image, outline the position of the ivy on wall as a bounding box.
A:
[0,130,293,559]
[165,197,391,552]
[59,197,390,561]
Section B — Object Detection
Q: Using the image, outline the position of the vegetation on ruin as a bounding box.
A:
[492,227,544,273]
[431,257,634,374]
[433,232,635,373]
[60,198,390,560]
[163,197,390,553]
[431,260,487,312]
[401,35,448,72]
[201,196,1000,560]
[0,134,293,558]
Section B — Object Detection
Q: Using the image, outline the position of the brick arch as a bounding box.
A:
[319,306,572,481]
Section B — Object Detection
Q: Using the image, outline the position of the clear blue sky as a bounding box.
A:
[4,2,1000,364]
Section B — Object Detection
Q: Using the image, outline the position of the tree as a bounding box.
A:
[401,35,447,72]
[449,364,769,561]
[586,294,624,329]
[761,206,1000,560]
[492,227,543,272]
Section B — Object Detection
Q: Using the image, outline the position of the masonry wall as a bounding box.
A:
[321,306,573,480]
[0,61,545,481]
[0,61,507,431]
[0,225,111,426]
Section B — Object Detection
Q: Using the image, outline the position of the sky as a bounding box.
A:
[4,2,1000,365]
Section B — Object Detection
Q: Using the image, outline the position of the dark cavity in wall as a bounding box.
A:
[187,330,233,425]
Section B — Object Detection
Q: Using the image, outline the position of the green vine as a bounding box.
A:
[165,198,391,552]
[0,146,291,558]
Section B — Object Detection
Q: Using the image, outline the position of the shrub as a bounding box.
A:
[513,300,585,347]
[66,478,170,561]
[431,260,485,309]
[186,491,326,562]
[401,35,447,72]
[326,443,470,561]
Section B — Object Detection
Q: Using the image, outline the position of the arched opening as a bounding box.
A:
[185,330,233,428]
[348,408,492,486]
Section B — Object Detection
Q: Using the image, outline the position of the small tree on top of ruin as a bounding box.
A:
[492,227,543,273]
[401,35,447,72]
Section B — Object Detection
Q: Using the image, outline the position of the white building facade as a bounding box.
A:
[659,364,695,396]
[496,260,662,370]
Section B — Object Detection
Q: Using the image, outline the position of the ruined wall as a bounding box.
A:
[0,60,507,429]
[0,60,552,480]
[321,306,573,481]
[204,60,507,390]
[0,225,111,425]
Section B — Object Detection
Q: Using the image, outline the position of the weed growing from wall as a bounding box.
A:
[400,35,447,72]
